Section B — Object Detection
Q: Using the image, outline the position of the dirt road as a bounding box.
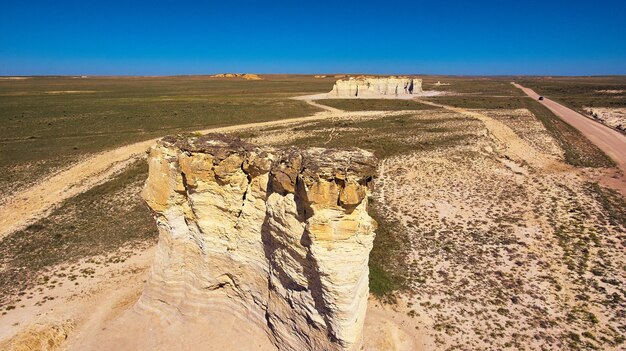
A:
[291,95,342,113]
[0,104,346,240]
[513,83,626,172]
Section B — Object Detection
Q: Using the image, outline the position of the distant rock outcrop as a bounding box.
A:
[138,134,377,351]
[211,73,263,80]
[330,77,423,97]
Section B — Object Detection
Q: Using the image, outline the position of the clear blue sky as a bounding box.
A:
[1,0,625,75]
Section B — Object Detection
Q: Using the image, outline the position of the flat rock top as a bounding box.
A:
[298,147,377,180]
[158,133,377,179]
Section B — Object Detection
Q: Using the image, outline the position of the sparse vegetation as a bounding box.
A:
[315,99,437,111]
[0,159,156,307]
[517,76,626,112]
[246,92,626,350]
[523,99,615,167]
[279,112,483,159]
[424,94,615,167]
[1,76,625,351]
[0,76,326,196]
[368,201,411,300]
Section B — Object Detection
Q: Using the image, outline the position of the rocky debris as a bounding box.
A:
[138,133,377,351]
[0,321,74,351]
[329,76,423,97]
[583,107,626,132]
[211,73,263,80]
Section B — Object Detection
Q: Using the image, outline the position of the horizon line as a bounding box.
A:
[2,73,626,78]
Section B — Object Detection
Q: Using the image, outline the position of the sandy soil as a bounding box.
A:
[0,241,423,351]
[415,98,568,172]
[0,245,155,349]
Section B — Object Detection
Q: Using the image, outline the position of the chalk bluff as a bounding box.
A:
[138,133,377,351]
[329,77,423,97]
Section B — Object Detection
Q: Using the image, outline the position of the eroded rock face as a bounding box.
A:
[138,134,377,351]
[330,77,423,97]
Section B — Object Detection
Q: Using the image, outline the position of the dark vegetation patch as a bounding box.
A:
[0,160,156,307]
[367,201,413,301]
[315,99,437,111]
[424,96,529,109]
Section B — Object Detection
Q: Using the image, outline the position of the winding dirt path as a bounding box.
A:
[291,95,342,113]
[0,102,346,241]
[415,99,568,172]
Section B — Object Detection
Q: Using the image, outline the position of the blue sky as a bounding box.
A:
[1,0,625,75]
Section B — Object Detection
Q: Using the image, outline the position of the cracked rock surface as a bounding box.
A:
[138,133,377,351]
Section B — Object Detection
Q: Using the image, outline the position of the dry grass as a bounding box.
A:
[1,76,624,351]
[314,99,437,111]
[423,95,615,168]
[0,76,326,198]
[0,160,156,308]
[244,99,626,350]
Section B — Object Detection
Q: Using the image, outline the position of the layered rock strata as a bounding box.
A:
[138,133,377,351]
[329,77,422,97]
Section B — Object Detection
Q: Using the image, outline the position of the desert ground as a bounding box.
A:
[0,75,625,350]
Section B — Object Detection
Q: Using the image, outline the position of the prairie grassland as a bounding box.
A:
[516,76,626,111]
[1,76,624,351]
[314,99,436,111]
[0,75,326,195]
[517,76,626,133]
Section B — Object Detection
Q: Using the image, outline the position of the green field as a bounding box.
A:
[516,76,626,112]
[420,76,525,96]
[0,75,327,194]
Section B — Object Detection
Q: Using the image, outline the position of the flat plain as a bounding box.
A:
[0,75,625,351]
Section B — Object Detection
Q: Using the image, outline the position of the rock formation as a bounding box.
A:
[329,77,422,97]
[138,133,377,351]
[211,73,263,80]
